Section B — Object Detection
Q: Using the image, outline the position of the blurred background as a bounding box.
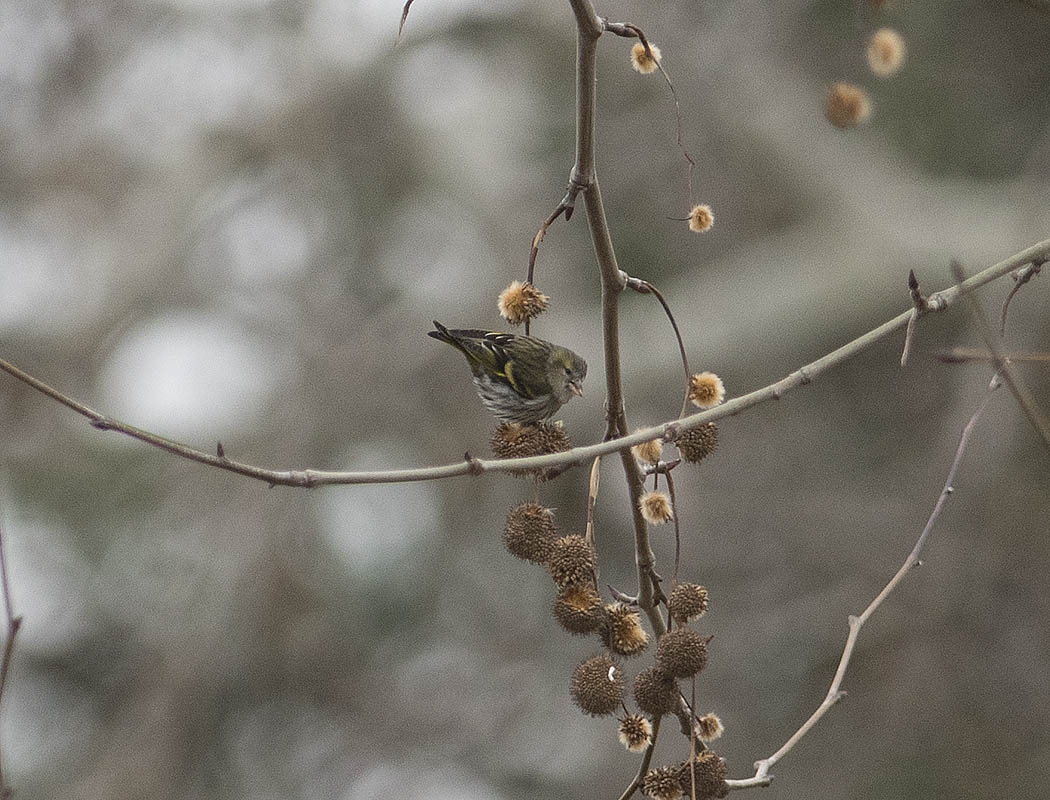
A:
[1,0,1049,798]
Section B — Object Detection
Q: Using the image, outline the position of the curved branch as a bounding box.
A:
[738,387,998,787]
[1,238,1047,488]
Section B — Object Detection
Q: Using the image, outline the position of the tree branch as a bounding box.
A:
[1,239,1047,488]
[737,387,998,787]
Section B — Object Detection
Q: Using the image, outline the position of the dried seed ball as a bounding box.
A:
[498,280,549,325]
[600,603,649,656]
[631,435,663,465]
[639,490,673,524]
[547,535,596,588]
[553,584,604,635]
[695,712,724,742]
[503,503,557,563]
[668,582,709,624]
[688,372,725,409]
[630,41,662,75]
[688,204,714,234]
[618,713,653,752]
[633,666,679,717]
[642,766,684,800]
[676,423,718,464]
[570,653,624,716]
[490,421,571,479]
[676,752,729,799]
[867,28,906,78]
[655,628,709,679]
[825,82,872,129]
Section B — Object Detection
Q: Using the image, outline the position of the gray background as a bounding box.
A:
[1,0,1048,798]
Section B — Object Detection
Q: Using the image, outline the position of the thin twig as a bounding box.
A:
[743,388,998,785]
[1000,259,1043,335]
[0,519,22,800]
[602,20,696,200]
[935,348,1050,364]
[666,471,682,589]
[397,0,416,39]
[623,275,692,417]
[1,240,1048,488]
[951,260,1050,451]
[584,455,602,546]
[900,269,928,367]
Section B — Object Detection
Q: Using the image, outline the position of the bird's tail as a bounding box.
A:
[427,320,455,345]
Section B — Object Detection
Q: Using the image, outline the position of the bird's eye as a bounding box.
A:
[564,366,572,375]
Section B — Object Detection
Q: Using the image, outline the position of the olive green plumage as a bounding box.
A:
[428,321,587,423]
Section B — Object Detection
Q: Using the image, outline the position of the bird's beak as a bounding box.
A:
[570,380,584,398]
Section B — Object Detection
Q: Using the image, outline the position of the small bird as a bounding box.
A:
[428,321,587,424]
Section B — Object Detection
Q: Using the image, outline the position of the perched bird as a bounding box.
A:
[428,321,587,423]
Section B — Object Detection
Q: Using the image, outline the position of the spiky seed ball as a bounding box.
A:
[825,82,872,129]
[498,280,549,325]
[600,603,650,656]
[655,628,710,678]
[688,204,714,233]
[640,490,673,524]
[688,372,725,409]
[676,752,729,799]
[491,421,571,480]
[632,435,663,465]
[547,535,596,588]
[503,503,557,563]
[630,42,662,74]
[553,584,605,635]
[668,582,709,624]
[571,654,624,716]
[633,666,679,717]
[696,712,724,742]
[867,28,906,78]
[641,766,684,800]
[676,423,719,464]
[618,713,653,752]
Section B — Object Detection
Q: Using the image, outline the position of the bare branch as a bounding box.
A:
[1000,259,1043,334]
[1,240,1047,488]
[624,275,692,417]
[741,388,998,785]
[0,518,22,800]
[951,260,1050,451]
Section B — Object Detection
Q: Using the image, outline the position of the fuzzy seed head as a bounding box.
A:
[676,423,719,464]
[498,280,550,325]
[633,666,679,717]
[630,41,662,75]
[867,28,906,78]
[825,82,872,129]
[642,766,684,800]
[639,490,673,525]
[632,435,663,465]
[688,372,725,409]
[676,752,729,799]
[571,654,624,716]
[655,628,710,679]
[553,584,605,635]
[601,603,650,656]
[688,204,714,233]
[547,535,597,588]
[491,421,571,479]
[696,712,724,742]
[618,713,653,752]
[668,582,709,624]
[503,503,557,563]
